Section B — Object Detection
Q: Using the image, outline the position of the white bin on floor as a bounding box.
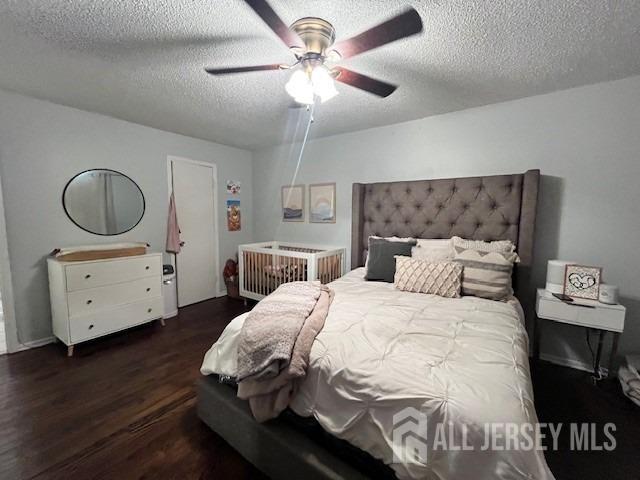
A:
[162,272,178,319]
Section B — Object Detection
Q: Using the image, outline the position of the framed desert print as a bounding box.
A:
[309,183,336,223]
[563,264,602,300]
[281,185,305,222]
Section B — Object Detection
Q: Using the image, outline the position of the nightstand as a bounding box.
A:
[534,289,626,380]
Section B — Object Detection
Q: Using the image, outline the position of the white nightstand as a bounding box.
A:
[535,289,626,380]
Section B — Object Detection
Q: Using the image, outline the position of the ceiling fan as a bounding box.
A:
[205,0,423,104]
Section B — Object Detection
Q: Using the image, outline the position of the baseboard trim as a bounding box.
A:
[539,352,608,376]
[14,336,55,353]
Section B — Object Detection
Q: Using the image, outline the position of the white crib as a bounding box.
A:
[238,242,347,301]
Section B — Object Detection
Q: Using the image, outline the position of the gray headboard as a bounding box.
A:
[351,170,540,295]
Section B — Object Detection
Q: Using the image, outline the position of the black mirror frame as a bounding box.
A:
[62,168,146,236]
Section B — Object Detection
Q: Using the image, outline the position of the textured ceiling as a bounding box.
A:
[1,1,639,150]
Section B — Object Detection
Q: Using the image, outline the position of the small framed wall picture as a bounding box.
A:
[281,185,305,222]
[226,200,241,231]
[226,180,241,195]
[309,183,336,223]
[563,264,602,300]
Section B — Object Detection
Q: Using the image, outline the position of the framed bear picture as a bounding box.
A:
[563,264,602,300]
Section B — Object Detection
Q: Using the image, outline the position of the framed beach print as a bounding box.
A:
[309,183,336,223]
[563,264,602,300]
[281,185,305,222]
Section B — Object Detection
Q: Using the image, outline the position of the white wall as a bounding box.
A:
[252,75,640,368]
[0,89,253,345]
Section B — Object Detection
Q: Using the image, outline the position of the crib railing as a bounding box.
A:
[238,242,346,301]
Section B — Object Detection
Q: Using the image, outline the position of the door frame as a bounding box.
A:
[166,156,222,303]
[0,175,19,353]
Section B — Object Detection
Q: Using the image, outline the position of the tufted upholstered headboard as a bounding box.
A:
[351,170,540,297]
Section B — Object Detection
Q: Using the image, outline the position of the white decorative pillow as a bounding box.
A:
[452,236,515,254]
[453,244,520,301]
[412,239,454,262]
[394,256,462,298]
[366,237,453,263]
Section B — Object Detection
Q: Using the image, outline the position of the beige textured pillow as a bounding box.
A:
[453,245,520,301]
[412,239,454,262]
[452,236,515,254]
[394,256,463,298]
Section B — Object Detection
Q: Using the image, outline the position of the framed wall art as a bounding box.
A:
[226,199,241,231]
[563,264,602,300]
[281,185,305,222]
[309,183,336,223]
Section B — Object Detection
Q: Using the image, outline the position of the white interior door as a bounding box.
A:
[171,159,218,307]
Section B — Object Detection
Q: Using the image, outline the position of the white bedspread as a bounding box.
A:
[201,268,554,480]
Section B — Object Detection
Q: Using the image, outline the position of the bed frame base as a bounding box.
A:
[197,377,370,480]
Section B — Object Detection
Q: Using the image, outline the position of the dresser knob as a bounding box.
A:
[145,266,150,270]
[85,274,91,279]
[88,324,94,330]
[147,308,153,313]
[146,287,151,292]
[86,299,92,305]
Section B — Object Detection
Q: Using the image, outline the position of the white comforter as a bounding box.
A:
[201,268,554,480]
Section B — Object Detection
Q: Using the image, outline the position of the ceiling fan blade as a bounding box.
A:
[205,64,285,75]
[333,67,397,98]
[332,8,423,60]
[244,0,304,49]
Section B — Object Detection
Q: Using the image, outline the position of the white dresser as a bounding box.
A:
[48,253,164,356]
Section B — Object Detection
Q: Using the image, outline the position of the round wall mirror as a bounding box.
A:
[63,169,145,235]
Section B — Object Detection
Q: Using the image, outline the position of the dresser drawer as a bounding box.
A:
[69,297,163,343]
[67,277,162,317]
[65,256,161,291]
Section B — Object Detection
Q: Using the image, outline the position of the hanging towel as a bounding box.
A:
[166,192,182,254]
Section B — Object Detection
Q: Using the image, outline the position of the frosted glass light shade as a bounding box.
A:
[285,70,313,104]
[311,66,338,103]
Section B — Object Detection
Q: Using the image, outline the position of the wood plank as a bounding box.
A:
[0,297,264,480]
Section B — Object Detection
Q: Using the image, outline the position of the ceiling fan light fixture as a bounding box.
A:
[311,66,339,103]
[294,90,315,105]
[285,69,313,103]
[205,3,423,102]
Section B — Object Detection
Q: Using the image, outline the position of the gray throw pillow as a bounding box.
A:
[365,237,416,283]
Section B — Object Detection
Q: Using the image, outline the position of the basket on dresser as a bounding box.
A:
[238,242,346,301]
[48,252,164,356]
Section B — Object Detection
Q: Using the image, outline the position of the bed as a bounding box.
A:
[198,170,550,479]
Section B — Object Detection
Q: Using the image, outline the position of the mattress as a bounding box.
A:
[201,268,553,479]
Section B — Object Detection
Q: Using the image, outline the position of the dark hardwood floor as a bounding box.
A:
[532,361,640,480]
[0,297,638,480]
[0,297,265,480]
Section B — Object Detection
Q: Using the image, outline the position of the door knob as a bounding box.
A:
[85,274,91,279]
[86,299,93,305]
